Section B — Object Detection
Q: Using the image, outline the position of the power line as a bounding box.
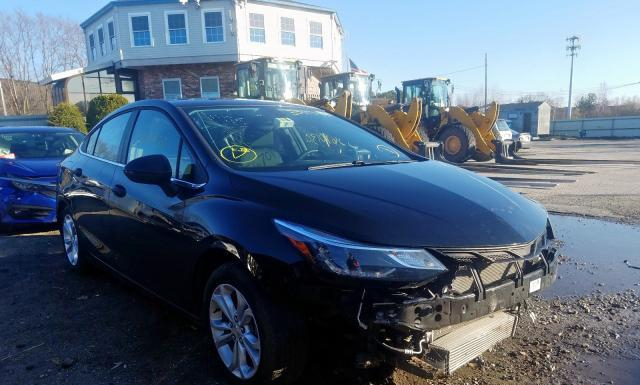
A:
[435,65,484,77]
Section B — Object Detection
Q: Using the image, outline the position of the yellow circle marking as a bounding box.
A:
[220,145,258,164]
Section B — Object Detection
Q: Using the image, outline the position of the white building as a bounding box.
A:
[67,0,344,103]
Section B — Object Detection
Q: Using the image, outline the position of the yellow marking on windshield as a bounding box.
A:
[220,145,258,163]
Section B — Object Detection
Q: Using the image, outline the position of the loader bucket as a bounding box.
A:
[366,104,413,150]
[493,139,514,163]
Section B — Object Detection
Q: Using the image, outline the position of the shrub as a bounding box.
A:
[86,94,129,128]
[49,103,87,133]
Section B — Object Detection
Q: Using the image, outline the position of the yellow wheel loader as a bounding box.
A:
[400,78,509,163]
[318,72,441,157]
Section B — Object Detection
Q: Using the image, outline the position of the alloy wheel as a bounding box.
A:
[62,214,79,266]
[209,283,261,379]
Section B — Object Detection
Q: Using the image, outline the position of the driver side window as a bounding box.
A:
[127,109,203,182]
[128,110,180,173]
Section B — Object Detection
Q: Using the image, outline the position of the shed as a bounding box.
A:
[499,101,551,136]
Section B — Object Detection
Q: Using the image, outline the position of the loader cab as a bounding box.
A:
[402,78,452,129]
[320,72,375,108]
[236,58,300,101]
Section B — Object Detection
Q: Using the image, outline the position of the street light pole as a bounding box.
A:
[566,36,581,119]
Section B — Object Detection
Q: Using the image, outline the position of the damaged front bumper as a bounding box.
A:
[367,249,556,332]
[0,176,57,225]
[356,247,558,367]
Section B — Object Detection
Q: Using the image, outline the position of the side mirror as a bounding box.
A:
[124,154,172,186]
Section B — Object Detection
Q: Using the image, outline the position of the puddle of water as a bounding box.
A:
[542,215,640,298]
[575,354,640,385]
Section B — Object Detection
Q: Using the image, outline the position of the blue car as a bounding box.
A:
[0,126,84,228]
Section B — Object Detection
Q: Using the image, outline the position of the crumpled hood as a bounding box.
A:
[0,158,60,180]
[231,161,549,248]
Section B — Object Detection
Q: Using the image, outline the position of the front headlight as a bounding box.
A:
[275,219,447,283]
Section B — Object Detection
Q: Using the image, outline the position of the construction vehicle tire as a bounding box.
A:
[438,125,476,163]
[369,124,396,143]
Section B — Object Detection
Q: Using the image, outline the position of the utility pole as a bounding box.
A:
[484,53,488,110]
[566,36,581,119]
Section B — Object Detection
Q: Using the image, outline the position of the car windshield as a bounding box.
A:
[0,131,84,159]
[496,120,511,132]
[184,105,413,170]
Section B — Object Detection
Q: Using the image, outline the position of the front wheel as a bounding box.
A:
[204,263,308,385]
[438,124,476,163]
[59,208,91,271]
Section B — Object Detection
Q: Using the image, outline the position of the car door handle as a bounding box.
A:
[112,184,127,198]
[73,168,83,177]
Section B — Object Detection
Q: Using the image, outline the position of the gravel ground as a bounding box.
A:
[1,139,639,385]
[470,139,640,225]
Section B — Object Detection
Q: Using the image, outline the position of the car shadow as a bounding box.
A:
[0,232,402,385]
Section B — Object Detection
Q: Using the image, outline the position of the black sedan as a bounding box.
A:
[57,99,557,384]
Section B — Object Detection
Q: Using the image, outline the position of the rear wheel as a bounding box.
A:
[438,124,476,163]
[204,263,307,385]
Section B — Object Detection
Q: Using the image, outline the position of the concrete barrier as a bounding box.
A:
[551,116,640,138]
[0,115,49,127]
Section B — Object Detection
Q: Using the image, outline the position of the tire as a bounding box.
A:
[59,207,91,272]
[204,262,308,385]
[438,124,476,163]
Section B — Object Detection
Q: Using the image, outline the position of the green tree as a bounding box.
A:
[376,89,399,103]
[49,102,87,133]
[86,94,129,128]
[576,93,598,118]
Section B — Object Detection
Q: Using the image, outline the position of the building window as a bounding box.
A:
[249,13,265,43]
[163,78,182,100]
[88,33,96,61]
[281,17,295,46]
[97,27,105,55]
[130,14,152,47]
[107,20,116,51]
[309,21,323,49]
[203,10,224,43]
[166,11,188,45]
[200,76,220,99]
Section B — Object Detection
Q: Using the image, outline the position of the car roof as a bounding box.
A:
[122,98,309,110]
[0,126,81,134]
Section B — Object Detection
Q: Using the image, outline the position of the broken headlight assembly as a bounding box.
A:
[275,219,447,283]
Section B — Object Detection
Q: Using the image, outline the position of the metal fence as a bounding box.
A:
[0,115,49,127]
[551,116,640,138]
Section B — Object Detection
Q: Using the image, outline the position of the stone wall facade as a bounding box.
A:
[137,62,236,100]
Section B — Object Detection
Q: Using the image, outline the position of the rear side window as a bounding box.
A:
[93,112,132,162]
[85,128,100,154]
[127,110,181,173]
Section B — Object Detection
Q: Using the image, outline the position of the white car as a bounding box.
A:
[492,119,513,142]
[512,130,531,149]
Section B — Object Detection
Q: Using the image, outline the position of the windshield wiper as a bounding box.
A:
[308,160,415,170]
[358,160,417,166]
[308,162,360,170]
